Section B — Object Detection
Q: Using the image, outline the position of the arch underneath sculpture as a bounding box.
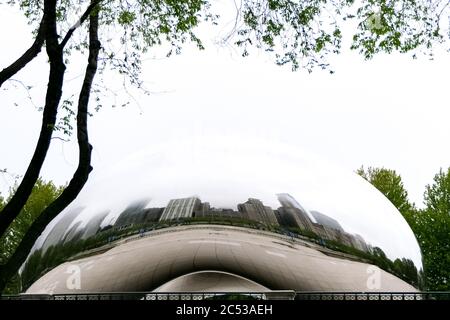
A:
[153,270,269,292]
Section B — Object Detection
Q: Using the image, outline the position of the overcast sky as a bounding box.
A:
[1,2,450,209]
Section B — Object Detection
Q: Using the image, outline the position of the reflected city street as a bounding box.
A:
[23,138,423,293]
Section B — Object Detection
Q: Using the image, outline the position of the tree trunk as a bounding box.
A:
[0,0,103,240]
[0,0,65,239]
[0,4,100,293]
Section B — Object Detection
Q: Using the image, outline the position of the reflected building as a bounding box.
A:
[310,210,344,233]
[237,198,278,226]
[82,210,110,239]
[310,210,369,250]
[114,207,163,229]
[193,202,211,218]
[194,203,239,219]
[309,216,370,253]
[276,193,314,231]
[139,208,164,223]
[160,197,201,221]
[62,221,83,244]
[353,234,370,253]
[275,195,371,253]
[41,207,85,250]
[114,199,150,227]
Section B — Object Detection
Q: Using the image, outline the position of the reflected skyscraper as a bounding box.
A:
[353,234,370,252]
[237,198,278,225]
[62,221,83,244]
[81,211,110,239]
[310,210,344,232]
[160,197,201,221]
[276,193,314,231]
[193,202,211,218]
[114,199,151,227]
[41,207,84,250]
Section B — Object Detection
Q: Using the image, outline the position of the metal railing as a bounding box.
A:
[294,291,450,301]
[1,291,449,301]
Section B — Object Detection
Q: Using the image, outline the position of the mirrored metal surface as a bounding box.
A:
[24,137,423,293]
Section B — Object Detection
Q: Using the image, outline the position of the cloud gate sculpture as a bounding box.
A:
[23,138,423,294]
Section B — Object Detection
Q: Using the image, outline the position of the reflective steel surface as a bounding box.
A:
[24,137,423,292]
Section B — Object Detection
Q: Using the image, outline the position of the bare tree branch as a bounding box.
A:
[60,0,101,49]
[0,18,46,88]
[5,79,38,110]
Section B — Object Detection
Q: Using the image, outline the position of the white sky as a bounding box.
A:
[1,2,450,211]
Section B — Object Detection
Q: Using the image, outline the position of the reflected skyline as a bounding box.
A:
[38,193,375,254]
[115,193,374,254]
[25,192,421,288]
[25,137,423,290]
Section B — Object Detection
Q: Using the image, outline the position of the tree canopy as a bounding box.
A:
[3,0,450,77]
[357,166,413,215]
[416,168,450,290]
